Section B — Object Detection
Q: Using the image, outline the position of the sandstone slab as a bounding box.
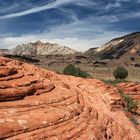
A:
[0,57,140,140]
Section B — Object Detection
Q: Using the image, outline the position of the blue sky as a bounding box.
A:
[0,0,140,51]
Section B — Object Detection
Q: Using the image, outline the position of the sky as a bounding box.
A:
[0,0,140,52]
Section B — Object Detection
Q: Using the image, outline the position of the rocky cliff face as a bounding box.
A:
[85,32,140,59]
[11,41,77,56]
[0,49,10,55]
[0,56,140,139]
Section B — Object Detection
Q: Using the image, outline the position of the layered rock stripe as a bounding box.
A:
[0,56,140,140]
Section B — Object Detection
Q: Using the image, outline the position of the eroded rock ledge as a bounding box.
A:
[0,56,140,140]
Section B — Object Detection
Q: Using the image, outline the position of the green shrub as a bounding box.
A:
[113,66,128,80]
[63,64,90,78]
[102,79,128,86]
[63,64,77,76]
[130,117,139,125]
[118,90,138,113]
[102,79,122,86]
[76,68,90,78]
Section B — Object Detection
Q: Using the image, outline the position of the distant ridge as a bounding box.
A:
[11,40,77,56]
[85,32,140,59]
[0,49,10,55]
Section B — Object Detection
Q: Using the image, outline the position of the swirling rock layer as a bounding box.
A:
[118,83,140,114]
[0,57,140,140]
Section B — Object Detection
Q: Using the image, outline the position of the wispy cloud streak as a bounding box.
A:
[0,0,75,19]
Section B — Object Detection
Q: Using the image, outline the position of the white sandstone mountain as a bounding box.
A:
[11,41,77,55]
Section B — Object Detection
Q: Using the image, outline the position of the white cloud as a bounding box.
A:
[118,11,140,20]
[0,34,124,52]
[0,0,132,51]
[74,0,97,7]
[105,0,131,10]
[101,11,140,22]
[0,3,19,13]
[0,0,97,20]
[105,2,121,10]
[116,0,130,2]
[0,9,129,51]
[0,0,76,19]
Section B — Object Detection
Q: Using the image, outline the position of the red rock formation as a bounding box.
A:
[118,82,140,114]
[0,56,140,140]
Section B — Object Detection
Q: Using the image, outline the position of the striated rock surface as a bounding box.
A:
[117,82,140,114]
[11,40,77,56]
[0,56,140,140]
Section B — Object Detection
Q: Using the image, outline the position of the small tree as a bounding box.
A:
[118,90,138,113]
[76,68,90,78]
[113,66,128,80]
[63,64,90,78]
[63,64,77,76]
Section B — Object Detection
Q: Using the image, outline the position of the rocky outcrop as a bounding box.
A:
[85,32,140,60]
[118,82,140,114]
[0,56,140,140]
[11,41,77,56]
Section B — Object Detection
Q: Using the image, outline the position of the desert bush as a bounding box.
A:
[102,79,122,86]
[118,90,138,113]
[130,117,139,125]
[63,64,90,78]
[63,64,77,76]
[4,54,39,63]
[113,66,128,80]
[76,68,90,78]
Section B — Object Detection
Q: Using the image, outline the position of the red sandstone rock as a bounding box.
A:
[0,56,140,140]
[117,83,140,114]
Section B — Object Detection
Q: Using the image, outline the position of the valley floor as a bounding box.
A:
[38,64,140,83]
